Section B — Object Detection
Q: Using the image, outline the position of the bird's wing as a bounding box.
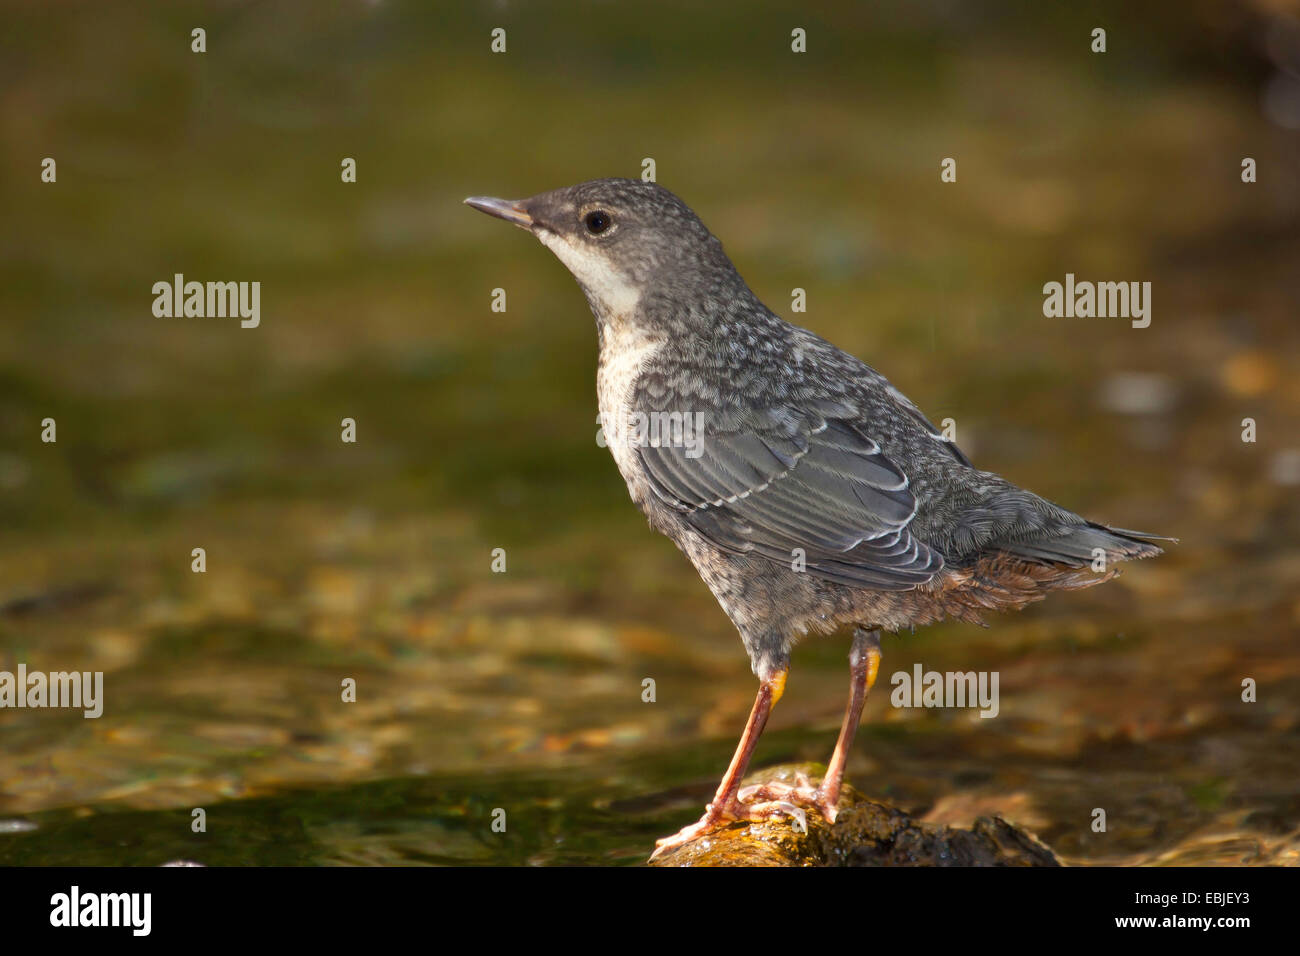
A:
[853,360,973,467]
[629,393,943,590]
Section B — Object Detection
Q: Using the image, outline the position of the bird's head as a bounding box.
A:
[465,178,739,328]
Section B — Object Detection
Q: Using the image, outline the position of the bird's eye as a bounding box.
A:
[584,210,612,235]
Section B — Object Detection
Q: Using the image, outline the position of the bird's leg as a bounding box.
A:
[817,626,881,818]
[649,669,796,860]
[736,627,882,823]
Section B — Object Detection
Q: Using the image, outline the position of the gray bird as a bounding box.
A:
[465,178,1163,859]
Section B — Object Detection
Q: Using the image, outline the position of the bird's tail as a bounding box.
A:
[1000,522,1170,567]
[934,523,1169,625]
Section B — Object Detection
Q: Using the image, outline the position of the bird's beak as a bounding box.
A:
[464,196,534,230]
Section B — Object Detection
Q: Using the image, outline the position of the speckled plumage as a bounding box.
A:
[468,179,1162,682]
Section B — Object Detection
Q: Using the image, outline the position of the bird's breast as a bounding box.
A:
[596,322,664,495]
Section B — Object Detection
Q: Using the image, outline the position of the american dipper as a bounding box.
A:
[465,179,1163,859]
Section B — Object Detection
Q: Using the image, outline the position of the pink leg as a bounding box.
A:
[737,627,882,823]
[649,668,793,859]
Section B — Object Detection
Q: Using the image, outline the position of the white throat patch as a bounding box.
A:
[535,228,642,318]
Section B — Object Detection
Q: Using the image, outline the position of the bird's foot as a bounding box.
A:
[649,793,809,861]
[736,769,841,824]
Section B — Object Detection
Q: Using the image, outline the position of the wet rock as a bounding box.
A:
[649,764,1061,867]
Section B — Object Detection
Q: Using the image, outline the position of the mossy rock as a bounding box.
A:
[650,763,1060,867]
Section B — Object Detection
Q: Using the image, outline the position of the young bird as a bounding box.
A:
[465,179,1163,859]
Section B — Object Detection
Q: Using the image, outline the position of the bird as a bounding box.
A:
[464,178,1164,860]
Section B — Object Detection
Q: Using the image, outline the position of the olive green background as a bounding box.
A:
[0,0,1296,864]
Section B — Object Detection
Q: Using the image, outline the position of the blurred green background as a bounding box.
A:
[0,0,1297,864]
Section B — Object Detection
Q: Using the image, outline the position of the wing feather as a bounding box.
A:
[631,388,942,590]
